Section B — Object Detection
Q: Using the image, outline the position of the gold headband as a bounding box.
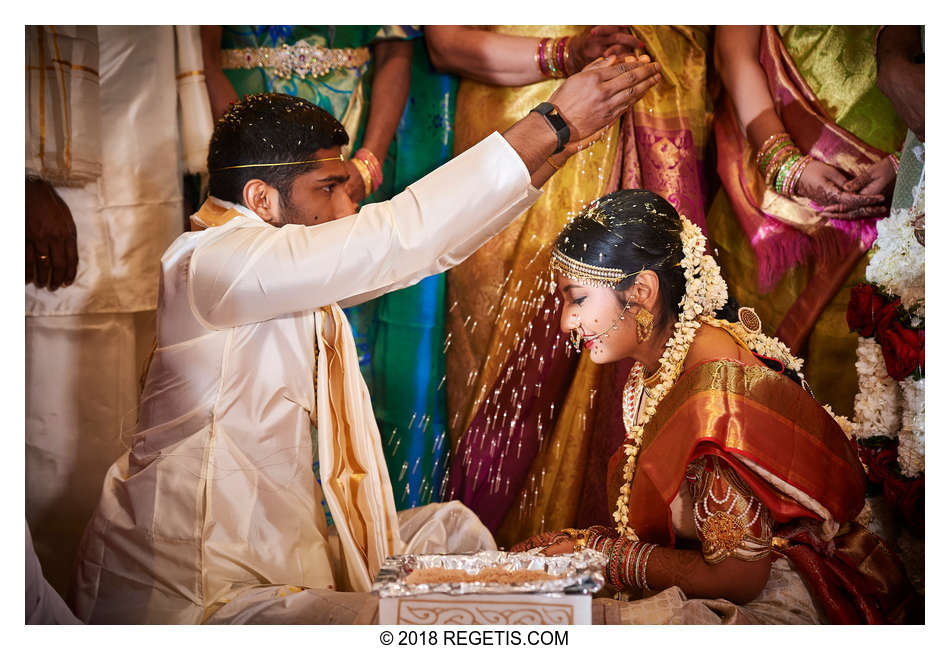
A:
[211,154,344,172]
[550,247,639,288]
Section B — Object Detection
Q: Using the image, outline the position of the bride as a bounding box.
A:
[511,189,919,624]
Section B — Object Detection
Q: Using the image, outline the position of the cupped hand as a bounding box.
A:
[548,55,660,144]
[568,26,643,75]
[795,159,886,218]
[26,177,78,291]
[343,159,368,204]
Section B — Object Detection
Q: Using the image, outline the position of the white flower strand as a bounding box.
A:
[898,377,925,477]
[852,337,901,440]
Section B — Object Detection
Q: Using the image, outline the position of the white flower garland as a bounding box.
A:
[852,337,901,440]
[898,377,925,477]
[866,207,925,316]
[613,217,807,538]
[852,141,925,482]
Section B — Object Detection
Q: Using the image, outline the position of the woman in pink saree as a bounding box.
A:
[708,25,907,416]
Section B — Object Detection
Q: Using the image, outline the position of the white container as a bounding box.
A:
[378,593,591,625]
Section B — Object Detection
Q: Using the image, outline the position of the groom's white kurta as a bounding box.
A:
[71,132,541,624]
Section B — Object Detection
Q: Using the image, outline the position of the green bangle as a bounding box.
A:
[774,153,801,194]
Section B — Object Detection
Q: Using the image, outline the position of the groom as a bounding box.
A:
[70,56,662,624]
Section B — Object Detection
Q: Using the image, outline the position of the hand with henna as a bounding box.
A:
[834,156,897,219]
[508,531,566,553]
[26,177,78,291]
[796,159,887,220]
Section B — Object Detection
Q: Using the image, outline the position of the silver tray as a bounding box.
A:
[372,549,606,597]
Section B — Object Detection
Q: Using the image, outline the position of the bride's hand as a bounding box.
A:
[509,531,565,553]
[540,538,575,556]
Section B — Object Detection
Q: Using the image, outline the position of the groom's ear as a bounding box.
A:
[243,179,282,225]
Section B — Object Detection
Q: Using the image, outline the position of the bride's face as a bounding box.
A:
[557,274,639,364]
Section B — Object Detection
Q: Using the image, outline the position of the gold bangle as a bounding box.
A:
[546,156,562,170]
[350,157,373,196]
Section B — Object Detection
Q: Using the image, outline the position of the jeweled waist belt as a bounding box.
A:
[221,44,371,79]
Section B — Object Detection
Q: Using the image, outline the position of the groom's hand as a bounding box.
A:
[548,54,661,143]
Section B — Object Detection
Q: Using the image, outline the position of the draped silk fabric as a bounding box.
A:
[602,359,917,623]
[315,305,404,591]
[708,26,908,414]
[445,26,620,452]
[605,360,866,544]
[70,133,540,623]
[25,26,101,186]
[445,27,711,548]
[715,26,905,291]
[26,27,192,596]
[174,26,214,175]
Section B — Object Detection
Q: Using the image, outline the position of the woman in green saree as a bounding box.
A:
[709,26,907,417]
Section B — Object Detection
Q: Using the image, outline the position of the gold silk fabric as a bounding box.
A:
[446,25,619,445]
[446,26,711,548]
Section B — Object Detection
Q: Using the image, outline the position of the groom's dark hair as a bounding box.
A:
[207,93,349,206]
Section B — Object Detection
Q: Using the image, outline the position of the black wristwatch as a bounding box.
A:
[530,102,571,154]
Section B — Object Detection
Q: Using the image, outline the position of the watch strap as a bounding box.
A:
[530,102,571,154]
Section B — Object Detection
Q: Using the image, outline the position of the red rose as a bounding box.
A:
[847,284,887,336]
[859,442,899,484]
[879,319,923,380]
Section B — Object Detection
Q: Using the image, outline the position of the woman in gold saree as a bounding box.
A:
[436,27,713,548]
[514,190,919,624]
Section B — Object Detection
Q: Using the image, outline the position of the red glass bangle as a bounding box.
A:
[537,38,550,76]
[556,38,568,77]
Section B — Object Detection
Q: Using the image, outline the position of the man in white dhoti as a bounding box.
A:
[70,56,662,624]
[26,26,212,599]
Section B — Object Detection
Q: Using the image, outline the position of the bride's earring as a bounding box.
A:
[636,307,654,342]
